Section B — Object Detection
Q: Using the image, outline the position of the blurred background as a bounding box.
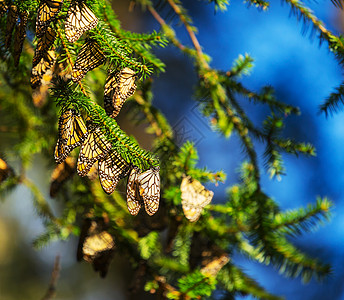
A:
[0,1,343,299]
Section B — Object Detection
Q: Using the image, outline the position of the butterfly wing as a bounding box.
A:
[181,176,214,222]
[103,71,117,116]
[33,27,56,67]
[5,5,18,49]
[36,0,64,37]
[137,166,160,216]
[65,1,98,43]
[98,150,130,194]
[77,218,115,278]
[126,166,142,216]
[104,68,137,118]
[54,109,88,164]
[77,126,112,176]
[13,12,28,67]
[72,39,105,82]
[31,50,56,89]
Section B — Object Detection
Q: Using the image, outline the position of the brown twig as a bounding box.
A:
[134,93,163,138]
[165,0,209,69]
[41,256,61,300]
[147,5,185,52]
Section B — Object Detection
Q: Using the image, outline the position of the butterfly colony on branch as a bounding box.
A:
[31,0,160,216]
[0,0,216,222]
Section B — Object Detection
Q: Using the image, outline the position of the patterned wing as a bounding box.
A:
[33,27,56,67]
[137,166,160,216]
[77,218,115,278]
[65,0,98,43]
[54,109,88,164]
[126,166,142,216]
[13,12,28,67]
[104,67,137,118]
[72,38,105,82]
[77,126,112,176]
[5,5,18,49]
[36,0,64,37]
[180,176,214,222]
[31,50,56,89]
[83,231,115,259]
[103,70,117,116]
[98,150,130,194]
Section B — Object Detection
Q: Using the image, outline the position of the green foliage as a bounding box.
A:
[139,231,160,259]
[0,0,340,299]
[206,0,230,12]
[175,270,216,299]
[319,83,344,116]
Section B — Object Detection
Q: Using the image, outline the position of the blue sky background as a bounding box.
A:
[1,1,343,299]
[147,1,344,299]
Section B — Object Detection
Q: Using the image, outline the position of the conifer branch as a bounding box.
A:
[41,256,60,300]
[331,0,344,9]
[147,4,197,57]
[272,197,332,236]
[0,0,336,298]
[166,0,209,69]
[246,0,270,10]
[22,177,56,221]
[52,79,159,170]
[218,264,283,300]
[319,82,344,116]
[283,0,344,64]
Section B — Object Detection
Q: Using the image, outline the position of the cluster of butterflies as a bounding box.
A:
[1,1,215,222]
[0,2,28,67]
[0,0,103,87]
[54,109,161,216]
[32,0,103,88]
[33,0,137,117]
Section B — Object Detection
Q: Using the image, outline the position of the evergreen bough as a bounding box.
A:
[0,0,341,298]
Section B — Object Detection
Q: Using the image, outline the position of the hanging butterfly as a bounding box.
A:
[77,125,112,177]
[104,67,137,118]
[137,166,160,216]
[200,254,229,277]
[77,218,115,278]
[50,156,75,197]
[72,38,105,82]
[65,0,98,43]
[54,109,88,164]
[98,150,130,194]
[4,5,18,49]
[35,0,64,37]
[0,1,8,18]
[180,175,214,222]
[31,50,56,89]
[126,166,160,216]
[13,11,28,67]
[126,166,142,216]
[33,27,56,67]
